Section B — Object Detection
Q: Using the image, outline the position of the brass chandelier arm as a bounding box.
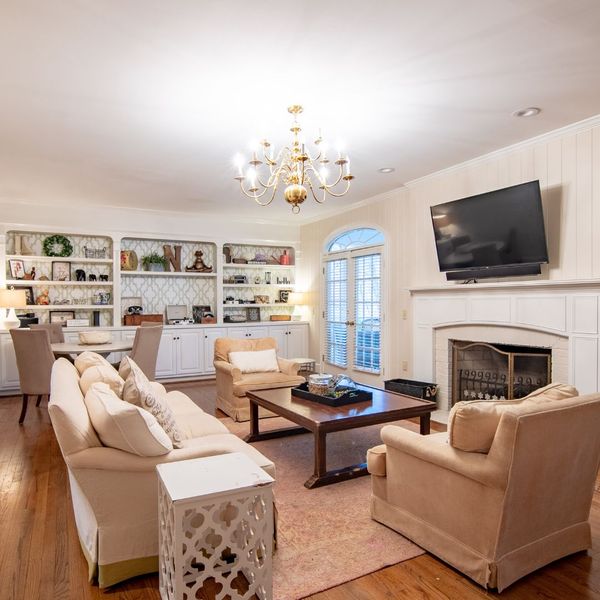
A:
[238,179,271,199]
[305,162,345,189]
[306,178,327,204]
[253,182,279,206]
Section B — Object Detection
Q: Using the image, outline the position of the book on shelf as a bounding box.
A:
[66,319,90,327]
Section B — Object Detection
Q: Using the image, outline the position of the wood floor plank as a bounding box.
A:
[0,385,598,600]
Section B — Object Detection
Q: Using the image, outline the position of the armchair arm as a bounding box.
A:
[213,359,242,382]
[277,357,300,375]
[381,426,508,489]
[65,443,241,473]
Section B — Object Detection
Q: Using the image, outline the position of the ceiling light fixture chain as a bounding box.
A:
[234,105,354,214]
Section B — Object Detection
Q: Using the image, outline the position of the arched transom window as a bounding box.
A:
[327,227,385,253]
[323,227,384,374]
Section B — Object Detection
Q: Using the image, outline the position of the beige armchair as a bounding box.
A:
[214,337,305,421]
[367,391,600,592]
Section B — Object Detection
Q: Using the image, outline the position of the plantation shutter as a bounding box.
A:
[354,253,381,373]
[324,258,348,367]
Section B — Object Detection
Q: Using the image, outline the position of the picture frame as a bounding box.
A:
[278,289,293,303]
[51,261,71,282]
[15,286,34,306]
[8,259,25,280]
[193,305,212,324]
[254,295,270,304]
[50,310,75,326]
[246,307,261,322]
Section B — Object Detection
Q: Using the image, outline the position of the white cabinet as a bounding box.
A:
[0,335,20,391]
[202,328,227,374]
[227,326,269,340]
[155,329,212,379]
[268,324,308,359]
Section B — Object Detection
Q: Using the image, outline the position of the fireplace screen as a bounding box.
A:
[451,341,551,405]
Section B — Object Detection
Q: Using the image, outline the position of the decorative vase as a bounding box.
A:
[148,263,164,272]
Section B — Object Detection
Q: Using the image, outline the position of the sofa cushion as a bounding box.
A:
[84,382,173,456]
[448,382,578,453]
[214,337,277,362]
[367,444,387,476]
[229,348,279,374]
[166,390,229,439]
[232,372,306,397]
[74,351,113,375]
[79,364,124,397]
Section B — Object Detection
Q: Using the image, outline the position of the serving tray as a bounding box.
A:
[292,382,372,407]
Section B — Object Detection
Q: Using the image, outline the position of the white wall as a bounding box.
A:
[299,114,600,382]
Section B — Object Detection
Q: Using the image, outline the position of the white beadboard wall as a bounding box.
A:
[299,115,600,383]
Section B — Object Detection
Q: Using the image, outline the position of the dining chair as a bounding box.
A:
[30,322,65,343]
[10,328,56,423]
[128,324,163,380]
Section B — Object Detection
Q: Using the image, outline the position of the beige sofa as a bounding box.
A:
[48,358,275,588]
[367,386,600,592]
[214,337,305,421]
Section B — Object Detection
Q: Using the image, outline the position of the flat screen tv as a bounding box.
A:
[430,180,548,280]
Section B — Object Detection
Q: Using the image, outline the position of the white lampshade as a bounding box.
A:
[0,288,27,309]
[0,288,27,330]
[287,292,305,305]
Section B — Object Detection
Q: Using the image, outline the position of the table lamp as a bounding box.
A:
[287,292,307,321]
[0,288,27,330]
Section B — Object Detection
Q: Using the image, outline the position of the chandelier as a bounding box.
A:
[234,105,354,214]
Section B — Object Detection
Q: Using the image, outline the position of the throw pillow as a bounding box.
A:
[448,382,579,453]
[79,364,124,397]
[122,358,150,406]
[118,355,135,380]
[74,351,113,375]
[138,380,184,448]
[228,348,279,374]
[84,382,173,456]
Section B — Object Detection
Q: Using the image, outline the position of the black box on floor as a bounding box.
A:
[384,378,438,401]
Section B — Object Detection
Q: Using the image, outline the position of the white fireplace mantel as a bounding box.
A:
[411,280,600,407]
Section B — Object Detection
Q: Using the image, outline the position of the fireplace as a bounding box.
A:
[451,341,551,406]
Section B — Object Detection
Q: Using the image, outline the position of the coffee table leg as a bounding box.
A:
[420,412,431,435]
[246,400,260,441]
[304,430,327,489]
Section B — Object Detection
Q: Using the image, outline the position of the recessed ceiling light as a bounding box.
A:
[378,167,395,173]
[512,107,541,118]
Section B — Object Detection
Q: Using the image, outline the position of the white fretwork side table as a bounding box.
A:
[157,453,275,600]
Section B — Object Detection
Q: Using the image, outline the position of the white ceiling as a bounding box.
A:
[1,0,600,223]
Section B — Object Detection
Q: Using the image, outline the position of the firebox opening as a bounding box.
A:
[451,340,551,406]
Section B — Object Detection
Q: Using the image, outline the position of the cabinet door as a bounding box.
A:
[176,330,204,376]
[1,336,20,391]
[286,325,308,359]
[268,327,288,357]
[155,333,178,378]
[226,327,247,339]
[247,327,269,339]
[203,328,227,373]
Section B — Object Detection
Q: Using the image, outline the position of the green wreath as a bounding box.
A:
[43,234,73,257]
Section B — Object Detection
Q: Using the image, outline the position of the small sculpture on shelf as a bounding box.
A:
[23,267,36,280]
[99,274,109,282]
[88,274,97,282]
[185,250,213,273]
[75,269,86,281]
[163,245,182,272]
[36,288,50,305]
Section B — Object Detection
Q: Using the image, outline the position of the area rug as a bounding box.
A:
[224,416,425,600]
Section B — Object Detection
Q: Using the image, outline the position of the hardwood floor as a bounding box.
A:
[0,383,598,600]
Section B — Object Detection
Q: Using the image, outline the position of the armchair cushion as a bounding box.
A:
[448,382,578,453]
[79,364,124,397]
[75,351,113,375]
[232,372,306,397]
[84,382,173,456]
[367,444,387,476]
[229,348,279,373]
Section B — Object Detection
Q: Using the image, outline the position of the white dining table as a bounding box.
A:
[51,340,133,358]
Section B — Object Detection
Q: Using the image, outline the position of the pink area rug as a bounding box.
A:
[224,417,425,599]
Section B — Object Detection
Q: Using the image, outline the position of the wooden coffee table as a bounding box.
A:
[244,385,436,489]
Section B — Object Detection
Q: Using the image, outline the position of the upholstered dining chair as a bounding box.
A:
[10,328,56,423]
[128,324,163,380]
[30,322,65,343]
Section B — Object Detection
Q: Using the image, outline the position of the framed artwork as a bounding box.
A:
[51,261,71,281]
[278,289,292,303]
[15,286,34,306]
[254,295,269,305]
[50,310,75,325]
[8,259,25,279]
[193,305,212,324]
[246,307,261,322]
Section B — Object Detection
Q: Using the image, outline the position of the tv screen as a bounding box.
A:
[430,181,548,273]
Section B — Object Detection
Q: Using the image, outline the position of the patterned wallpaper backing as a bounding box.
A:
[6,231,112,257]
[121,238,216,271]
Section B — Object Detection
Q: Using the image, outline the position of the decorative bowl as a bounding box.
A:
[79,331,111,345]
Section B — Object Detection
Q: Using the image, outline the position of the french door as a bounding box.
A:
[323,248,382,374]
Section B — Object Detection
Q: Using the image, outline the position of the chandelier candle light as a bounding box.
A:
[234,105,354,214]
